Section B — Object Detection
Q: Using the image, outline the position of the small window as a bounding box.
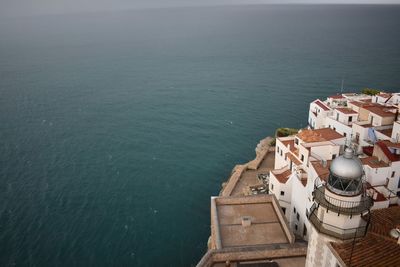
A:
[392,171,395,178]
[295,224,298,231]
[293,207,296,213]
[349,116,353,122]
[295,138,299,145]
[282,207,286,214]
[344,132,347,137]
[277,147,280,153]
[297,213,300,221]
[285,155,287,161]
[280,150,283,156]
[301,154,304,161]
[280,191,285,196]
[332,154,336,159]
[303,224,307,236]
[271,184,274,190]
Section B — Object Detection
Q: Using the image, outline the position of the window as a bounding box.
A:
[349,116,353,122]
[297,213,300,221]
[280,191,285,196]
[280,150,283,156]
[282,207,286,214]
[332,154,336,159]
[295,224,298,231]
[303,224,307,236]
[271,184,274,190]
[277,146,280,153]
[343,132,347,137]
[293,207,296,213]
[392,171,396,178]
[301,154,304,162]
[285,155,287,161]
[295,138,299,145]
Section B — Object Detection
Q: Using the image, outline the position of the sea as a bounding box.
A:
[0,4,399,267]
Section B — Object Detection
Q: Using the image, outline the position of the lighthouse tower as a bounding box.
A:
[305,148,373,267]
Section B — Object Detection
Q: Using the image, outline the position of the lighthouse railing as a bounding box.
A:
[312,186,373,216]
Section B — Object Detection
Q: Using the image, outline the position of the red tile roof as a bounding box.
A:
[314,100,330,111]
[287,152,301,166]
[348,101,364,107]
[362,105,396,118]
[280,139,295,149]
[330,206,400,267]
[335,108,358,115]
[375,141,400,162]
[271,169,292,184]
[376,128,393,138]
[310,160,331,182]
[360,156,389,168]
[297,128,344,143]
[329,95,345,99]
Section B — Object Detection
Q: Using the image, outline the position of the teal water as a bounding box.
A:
[0,4,399,266]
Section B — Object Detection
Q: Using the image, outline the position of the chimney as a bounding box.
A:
[241,216,252,227]
[322,160,327,168]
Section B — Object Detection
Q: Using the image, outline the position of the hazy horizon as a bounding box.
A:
[1,0,400,18]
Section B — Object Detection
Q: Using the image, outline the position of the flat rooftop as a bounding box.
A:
[211,195,294,249]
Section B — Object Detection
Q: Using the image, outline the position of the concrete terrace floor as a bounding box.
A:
[217,201,288,247]
[230,149,275,196]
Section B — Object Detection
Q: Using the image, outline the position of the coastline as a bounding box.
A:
[219,135,275,197]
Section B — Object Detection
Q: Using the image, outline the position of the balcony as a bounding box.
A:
[313,186,373,216]
[308,210,369,240]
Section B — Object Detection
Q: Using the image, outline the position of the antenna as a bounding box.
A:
[340,77,345,93]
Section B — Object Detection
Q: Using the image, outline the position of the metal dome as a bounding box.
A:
[327,147,364,196]
[329,148,363,180]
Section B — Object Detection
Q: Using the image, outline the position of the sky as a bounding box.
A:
[0,0,399,18]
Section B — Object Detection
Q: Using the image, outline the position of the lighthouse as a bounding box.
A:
[305,147,373,267]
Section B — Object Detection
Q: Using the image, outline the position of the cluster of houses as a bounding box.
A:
[197,91,400,267]
[269,91,400,266]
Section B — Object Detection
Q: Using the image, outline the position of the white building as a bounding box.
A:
[305,148,372,267]
[270,128,346,238]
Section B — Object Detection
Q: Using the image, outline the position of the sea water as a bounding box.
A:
[0,4,399,266]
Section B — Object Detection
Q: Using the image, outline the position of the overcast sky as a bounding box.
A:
[1,0,399,18]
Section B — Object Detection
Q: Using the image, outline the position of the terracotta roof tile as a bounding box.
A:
[271,169,292,184]
[376,128,393,138]
[330,206,400,267]
[360,156,389,168]
[297,128,344,143]
[280,139,295,149]
[375,141,400,162]
[314,100,330,111]
[329,95,345,99]
[310,160,331,182]
[287,152,301,166]
[336,108,358,115]
[362,105,396,118]
[348,101,364,107]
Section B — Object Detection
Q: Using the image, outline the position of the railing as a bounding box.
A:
[313,186,373,216]
[308,212,369,240]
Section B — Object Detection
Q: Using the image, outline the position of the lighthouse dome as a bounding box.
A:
[327,148,364,196]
